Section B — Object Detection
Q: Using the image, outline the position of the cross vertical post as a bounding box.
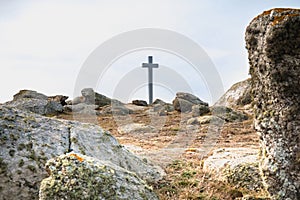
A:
[142,56,159,104]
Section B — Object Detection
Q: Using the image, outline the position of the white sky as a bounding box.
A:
[0,0,299,104]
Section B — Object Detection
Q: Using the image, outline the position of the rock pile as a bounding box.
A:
[246,8,300,199]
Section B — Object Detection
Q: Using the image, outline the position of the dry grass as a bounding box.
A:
[152,157,268,200]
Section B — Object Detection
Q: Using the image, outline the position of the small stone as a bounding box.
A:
[187,118,199,125]
[132,100,148,107]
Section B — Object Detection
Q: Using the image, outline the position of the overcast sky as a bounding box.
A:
[0,1,299,104]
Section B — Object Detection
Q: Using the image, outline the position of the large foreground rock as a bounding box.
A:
[39,153,158,200]
[0,105,163,200]
[246,8,300,199]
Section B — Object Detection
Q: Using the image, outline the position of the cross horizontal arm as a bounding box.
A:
[142,63,159,68]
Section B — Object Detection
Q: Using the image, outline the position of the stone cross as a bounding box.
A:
[142,56,159,104]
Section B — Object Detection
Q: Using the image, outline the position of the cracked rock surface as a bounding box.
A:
[0,105,164,200]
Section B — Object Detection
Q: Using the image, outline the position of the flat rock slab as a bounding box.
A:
[203,148,263,192]
[118,123,156,134]
[124,104,149,111]
[203,148,258,172]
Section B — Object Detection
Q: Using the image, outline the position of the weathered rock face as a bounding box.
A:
[173,92,208,113]
[214,79,252,108]
[0,106,69,200]
[5,90,64,116]
[6,98,64,116]
[0,105,164,200]
[39,153,158,200]
[246,8,300,199]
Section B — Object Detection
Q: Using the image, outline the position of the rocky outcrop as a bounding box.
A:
[72,88,112,107]
[132,100,148,107]
[39,153,158,200]
[246,8,300,199]
[173,92,208,113]
[5,98,64,116]
[5,90,64,116]
[214,79,252,108]
[13,90,48,101]
[0,105,164,200]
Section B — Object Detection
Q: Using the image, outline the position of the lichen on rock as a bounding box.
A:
[39,153,158,200]
[246,8,300,199]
